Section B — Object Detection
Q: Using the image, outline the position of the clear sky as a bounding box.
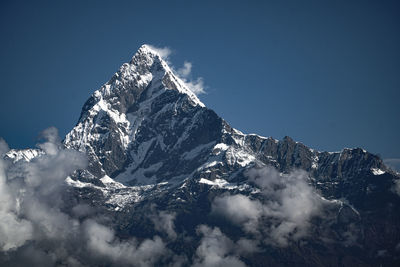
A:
[0,0,399,164]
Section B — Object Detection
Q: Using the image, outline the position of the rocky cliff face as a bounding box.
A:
[4,45,400,266]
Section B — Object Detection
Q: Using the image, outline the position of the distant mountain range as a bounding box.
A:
[2,45,400,267]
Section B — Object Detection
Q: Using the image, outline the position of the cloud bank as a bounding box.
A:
[85,220,167,266]
[0,128,173,267]
[149,205,177,240]
[192,225,246,267]
[0,128,363,266]
[212,166,324,247]
[0,127,86,253]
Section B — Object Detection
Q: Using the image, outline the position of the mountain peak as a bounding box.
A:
[91,44,204,110]
[124,45,202,105]
[131,44,163,63]
[137,44,162,57]
[64,45,206,176]
[138,44,155,52]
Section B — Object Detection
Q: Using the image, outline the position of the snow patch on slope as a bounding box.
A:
[5,149,43,163]
[371,168,385,176]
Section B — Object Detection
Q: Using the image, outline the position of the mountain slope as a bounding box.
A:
[63,44,394,203]
[3,45,400,266]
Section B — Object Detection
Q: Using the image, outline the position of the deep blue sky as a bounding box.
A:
[0,0,399,162]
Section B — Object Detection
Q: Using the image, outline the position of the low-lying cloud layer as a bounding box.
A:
[212,166,325,246]
[0,128,173,267]
[3,129,327,266]
[0,127,87,253]
[0,127,364,266]
[149,205,177,240]
[85,220,167,266]
[192,225,246,267]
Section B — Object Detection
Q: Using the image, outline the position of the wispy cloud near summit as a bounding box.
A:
[146,44,206,96]
[145,44,172,60]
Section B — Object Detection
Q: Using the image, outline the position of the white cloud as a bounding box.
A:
[212,194,263,224]
[1,145,33,251]
[0,171,33,250]
[384,158,400,173]
[393,179,400,196]
[192,225,246,267]
[177,61,192,78]
[184,77,205,95]
[235,238,261,255]
[149,207,177,240]
[145,44,172,61]
[176,60,206,95]
[0,138,9,155]
[249,167,324,246]
[36,127,60,155]
[145,44,206,96]
[212,194,263,233]
[211,166,325,247]
[85,220,168,266]
[0,128,174,266]
[192,225,262,264]
[0,128,84,252]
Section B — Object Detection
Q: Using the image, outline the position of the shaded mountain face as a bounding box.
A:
[2,45,400,266]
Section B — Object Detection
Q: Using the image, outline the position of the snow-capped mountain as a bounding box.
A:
[3,45,400,266]
[63,44,392,205]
